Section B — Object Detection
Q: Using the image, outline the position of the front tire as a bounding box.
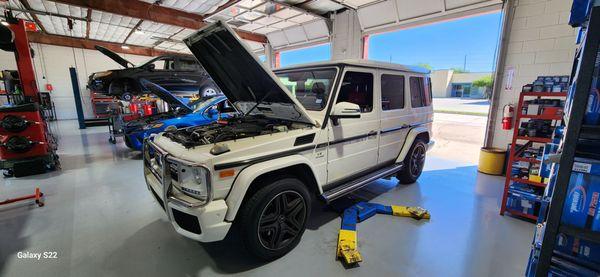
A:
[240,177,311,261]
[397,139,427,184]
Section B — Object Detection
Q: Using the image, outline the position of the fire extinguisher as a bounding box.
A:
[502,104,514,130]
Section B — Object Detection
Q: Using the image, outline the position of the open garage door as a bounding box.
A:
[357,0,503,34]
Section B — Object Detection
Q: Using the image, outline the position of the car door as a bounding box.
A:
[378,71,411,164]
[138,57,176,90]
[172,57,203,94]
[326,68,380,184]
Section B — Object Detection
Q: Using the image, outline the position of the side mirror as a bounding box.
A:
[330,102,360,126]
[147,64,156,71]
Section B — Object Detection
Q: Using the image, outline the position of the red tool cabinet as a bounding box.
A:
[0,103,57,176]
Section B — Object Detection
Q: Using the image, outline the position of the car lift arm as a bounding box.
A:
[337,201,430,266]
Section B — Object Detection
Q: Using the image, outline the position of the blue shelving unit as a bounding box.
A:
[526,1,600,275]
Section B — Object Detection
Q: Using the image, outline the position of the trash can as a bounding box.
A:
[478,147,506,175]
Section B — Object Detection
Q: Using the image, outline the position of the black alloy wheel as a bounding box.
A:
[240,177,311,260]
[410,143,426,177]
[258,190,307,250]
[1,115,29,133]
[398,139,427,184]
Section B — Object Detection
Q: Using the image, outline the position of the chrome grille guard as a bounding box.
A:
[143,138,212,218]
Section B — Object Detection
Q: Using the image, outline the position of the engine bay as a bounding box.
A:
[163,115,309,148]
[125,109,189,129]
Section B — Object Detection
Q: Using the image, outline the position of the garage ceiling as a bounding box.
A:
[0,0,502,55]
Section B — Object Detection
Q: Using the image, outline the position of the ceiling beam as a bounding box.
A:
[51,0,267,43]
[27,31,179,57]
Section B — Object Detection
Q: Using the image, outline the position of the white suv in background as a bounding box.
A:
[143,22,434,260]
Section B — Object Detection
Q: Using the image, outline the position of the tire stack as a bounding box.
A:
[0,103,57,177]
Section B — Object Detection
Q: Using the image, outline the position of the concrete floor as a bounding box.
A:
[0,119,534,277]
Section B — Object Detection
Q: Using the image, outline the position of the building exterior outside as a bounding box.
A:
[431,69,492,99]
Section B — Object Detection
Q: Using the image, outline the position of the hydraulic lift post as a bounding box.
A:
[8,19,39,102]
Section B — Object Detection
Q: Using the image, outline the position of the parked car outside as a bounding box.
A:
[143,22,434,260]
[88,46,220,101]
[124,80,236,151]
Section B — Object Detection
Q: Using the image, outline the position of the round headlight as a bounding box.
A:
[94,71,113,78]
[176,165,209,201]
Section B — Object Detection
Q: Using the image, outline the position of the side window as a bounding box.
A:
[410,76,425,108]
[218,100,236,113]
[381,74,405,111]
[149,58,175,70]
[178,58,201,71]
[425,77,432,106]
[336,71,373,113]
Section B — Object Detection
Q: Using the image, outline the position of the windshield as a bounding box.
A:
[191,96,219,113]
[275,68,337,111]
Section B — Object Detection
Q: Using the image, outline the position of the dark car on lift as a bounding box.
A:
[87,46,220,101]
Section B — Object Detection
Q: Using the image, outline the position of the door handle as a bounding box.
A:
[368,130,378,136]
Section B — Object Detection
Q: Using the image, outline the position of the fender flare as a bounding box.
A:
[224,155,321,221]
[395,126,430,163]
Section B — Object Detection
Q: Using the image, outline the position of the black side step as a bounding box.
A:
[321,163,404,203]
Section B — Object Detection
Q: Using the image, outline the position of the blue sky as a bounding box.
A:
[279,44,332,67]
[279,12,502,72]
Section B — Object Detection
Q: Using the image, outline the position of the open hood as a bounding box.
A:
[95,45,134,68]
[182,21,317,126]
[139,79,192,113]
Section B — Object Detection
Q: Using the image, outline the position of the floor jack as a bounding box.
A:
[0,187,44,207]
[337,202,430,266]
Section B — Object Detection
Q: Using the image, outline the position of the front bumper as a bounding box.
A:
[143,140,231,242]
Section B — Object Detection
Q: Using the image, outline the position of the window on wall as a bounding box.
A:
[337,71,373,113]
[279,44,331,67]
[410,76,432,108]
[381,74,405,110]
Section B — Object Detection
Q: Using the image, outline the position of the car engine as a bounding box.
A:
[164,115,306,148]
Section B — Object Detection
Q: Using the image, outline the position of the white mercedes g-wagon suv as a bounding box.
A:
[143,21,434,260]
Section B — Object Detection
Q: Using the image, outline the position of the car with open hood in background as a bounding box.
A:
[123,80,236,151]
[87,46,220,101]
[143,21,433,261]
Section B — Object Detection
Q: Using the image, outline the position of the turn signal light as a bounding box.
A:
[219,169,235,179]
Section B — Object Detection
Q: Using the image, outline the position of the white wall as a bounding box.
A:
[452,72,492,83]
[490,0,576,148]
[431,69,454,98]
[0,43,150,119]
